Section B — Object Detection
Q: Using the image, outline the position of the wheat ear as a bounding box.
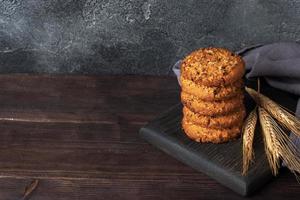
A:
[258,107,281,175]
[259,107,300,176]
[242,108,258,175]
[246,87,300,137]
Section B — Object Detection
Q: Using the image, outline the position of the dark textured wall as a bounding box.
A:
[0,0,299,75]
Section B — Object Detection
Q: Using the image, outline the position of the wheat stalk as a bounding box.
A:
[246,87,300,137]
[242,108,258,175]
[259,107,300,176]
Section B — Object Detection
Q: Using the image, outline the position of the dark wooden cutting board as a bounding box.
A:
[139,80,298,196]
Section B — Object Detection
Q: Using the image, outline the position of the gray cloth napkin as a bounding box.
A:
[172,42,300,148]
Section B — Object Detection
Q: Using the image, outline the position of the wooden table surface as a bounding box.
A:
[0,75,298,199]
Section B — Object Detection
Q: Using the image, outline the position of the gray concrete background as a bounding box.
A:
[0,0,299,75]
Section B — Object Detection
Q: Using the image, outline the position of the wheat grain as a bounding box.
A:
[242,108,258,175]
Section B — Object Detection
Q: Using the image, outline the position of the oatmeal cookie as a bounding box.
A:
[181,47,245,87]
[181,76,243,101]
[183,106,246,128]
[181,91,244,116]
[182,117,242,143]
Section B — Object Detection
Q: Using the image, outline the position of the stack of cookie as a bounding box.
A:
[180,47,246,143]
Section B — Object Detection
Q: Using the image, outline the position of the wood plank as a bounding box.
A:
[0,75,180,114]
[0,75,183,180]
[0,171,299,200]
[0,122,202,179]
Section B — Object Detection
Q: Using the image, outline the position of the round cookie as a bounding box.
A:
[181,47,245,87]
[182,117,242,143]
[181,76,243,101]
[181,91,244,116]
[183,106,246,129]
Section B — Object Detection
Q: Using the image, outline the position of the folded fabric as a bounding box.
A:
[172,42,300,149]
